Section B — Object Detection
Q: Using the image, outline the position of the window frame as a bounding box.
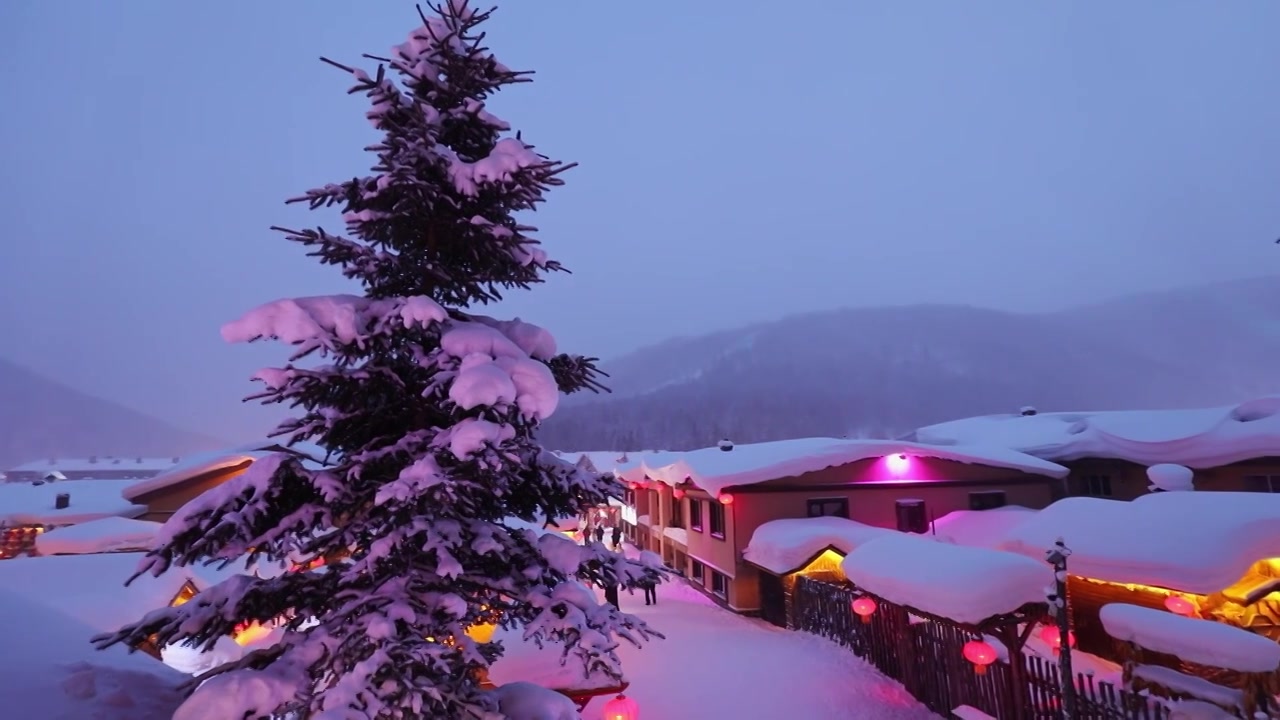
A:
[709,502,726,540]
[688,499,703,532]
[806,497,850,519]
[1084,474,1113,497]
[710,569,728,598]
[968,490,1008,511]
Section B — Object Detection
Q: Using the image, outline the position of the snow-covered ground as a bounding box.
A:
[570,577,938,719]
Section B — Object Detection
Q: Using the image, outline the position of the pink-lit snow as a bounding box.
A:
[35,516,161,555]
[744,516,894,574]
[927,506,1036,549]
[841,533,1051,624]
[1099,603,1280,673]
[495,575,938,720]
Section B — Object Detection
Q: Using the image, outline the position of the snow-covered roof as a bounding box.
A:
[0,589,185,720]
[929,506,1037,550]
[121,449,261,503]
[841,533,1051,624]
[1100,603,1280,674]
[35,517,162,556]
[6,457,179,474]
[997,491,1280,595]
[912,396,1280,468]
[566,437,1067,497]
[744,516,896,575]
[0,479,144,526]
[0,552,248,635]
[488,625,624,692]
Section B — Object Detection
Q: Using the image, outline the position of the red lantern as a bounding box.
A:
[1039,625,1075,651]
[851,596,877,624]
[1164,595,1195,616]
[673,488,686,500]
[962,639,997,675]
[602,692,639,720]
[718,493,734,505]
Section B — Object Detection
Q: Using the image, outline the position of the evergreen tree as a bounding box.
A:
[95,3,663,717]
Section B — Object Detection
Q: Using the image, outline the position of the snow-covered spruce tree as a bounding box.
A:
[94,3,663,718]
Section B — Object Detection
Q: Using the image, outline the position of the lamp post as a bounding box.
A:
[1045,538,1078,719]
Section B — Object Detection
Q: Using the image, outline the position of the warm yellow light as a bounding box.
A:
[233,622,273,646]
[795,549,848,580]
[170,583,199,607]
[465,623,497,644]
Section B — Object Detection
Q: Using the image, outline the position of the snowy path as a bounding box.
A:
[580,577,940,720]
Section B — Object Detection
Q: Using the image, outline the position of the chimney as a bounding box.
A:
[718,438,734,452]
[55,493,70,510]
[1020,406,1038,417]
[88,455,98,464]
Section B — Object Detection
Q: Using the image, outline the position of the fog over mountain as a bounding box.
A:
[0,357,225,469]
[537,276,1280,452]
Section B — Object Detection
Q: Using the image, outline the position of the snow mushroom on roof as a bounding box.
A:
[997,491,1280,595]
[582,437,1067,497]
[912,395,1280,467]
[744,516,895,575]
[0,479,144,526]
[1100,603,1280,674]
[841,533,1052,625]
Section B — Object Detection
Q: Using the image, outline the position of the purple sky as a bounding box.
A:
[2,1,1279,442]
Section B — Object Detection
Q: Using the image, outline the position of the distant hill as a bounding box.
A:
[0,358,226,470]
[538,276,1280,451]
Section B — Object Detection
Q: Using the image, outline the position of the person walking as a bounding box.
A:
[642,578,657,606]
[593,525,605,544]
[610,526,623,550]
[604,583,620,609]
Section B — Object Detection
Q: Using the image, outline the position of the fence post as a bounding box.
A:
[1045,538,1078,720]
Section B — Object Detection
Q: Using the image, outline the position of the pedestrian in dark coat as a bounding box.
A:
[610,526,623,550]
[604,584,620,609]
[642,579,657,606]
[593,525,605,544]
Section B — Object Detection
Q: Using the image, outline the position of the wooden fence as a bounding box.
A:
[792,576,1170,719]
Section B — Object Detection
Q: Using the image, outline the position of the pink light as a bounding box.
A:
[1164,595,1195,616]
[718,493,734,505]
[885,453,911,474]
[673,488,685,499]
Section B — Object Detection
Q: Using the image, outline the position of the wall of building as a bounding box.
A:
[1195,457,1280,493]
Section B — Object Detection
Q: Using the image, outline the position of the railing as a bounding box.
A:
[791,576,1170,719]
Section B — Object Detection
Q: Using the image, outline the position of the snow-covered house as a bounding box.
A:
[582,437,1067,613]
[994,491,1280,659]
[4,456,179,482]
[911,396,1280,501]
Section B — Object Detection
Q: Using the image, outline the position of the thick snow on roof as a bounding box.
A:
[913,396,1280,467]
[35,516,162,555]
[7,457,178,473]
[0,479,144,526]
[488,625,624,692]
[569,437,1067,497]
[744,516,895,574]
[1100,603,1280,673]
[121,448,263,502]
[841,533,1051,624]
[930,506,1037,549]
[999,491,1280,594]
[0,552,247,634]
[0,589,185,720]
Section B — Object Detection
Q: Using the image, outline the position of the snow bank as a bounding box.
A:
[841,533,1051,624]
[0,479,144,526]
[0,552,247,636]
[744,516,894,574]
[489,682,580,720]
[913,395,1280,467]
[1099,603,1280,673]
[0,589,185,720]
[35,517,162,555]
[488,626,623,692]
[6,456,177,475]
[929,507,1035,549]
[999,491,1280,594]
[575,437,1067,497]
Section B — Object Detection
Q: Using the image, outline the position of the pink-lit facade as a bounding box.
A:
[622,454,1060,613]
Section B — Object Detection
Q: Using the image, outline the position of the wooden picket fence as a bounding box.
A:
[792,576,1170,719]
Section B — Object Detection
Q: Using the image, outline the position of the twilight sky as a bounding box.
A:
[2,1,1279,442]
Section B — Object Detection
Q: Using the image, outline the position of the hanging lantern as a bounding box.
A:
[718,493,734,505]
[673,488,686,500]
[464,622,497,644]
[1164,595,1195,616]
[1038,625,1075,651]
[962,639,997,675]
[601,692,639,720]
[851,596,877,624]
